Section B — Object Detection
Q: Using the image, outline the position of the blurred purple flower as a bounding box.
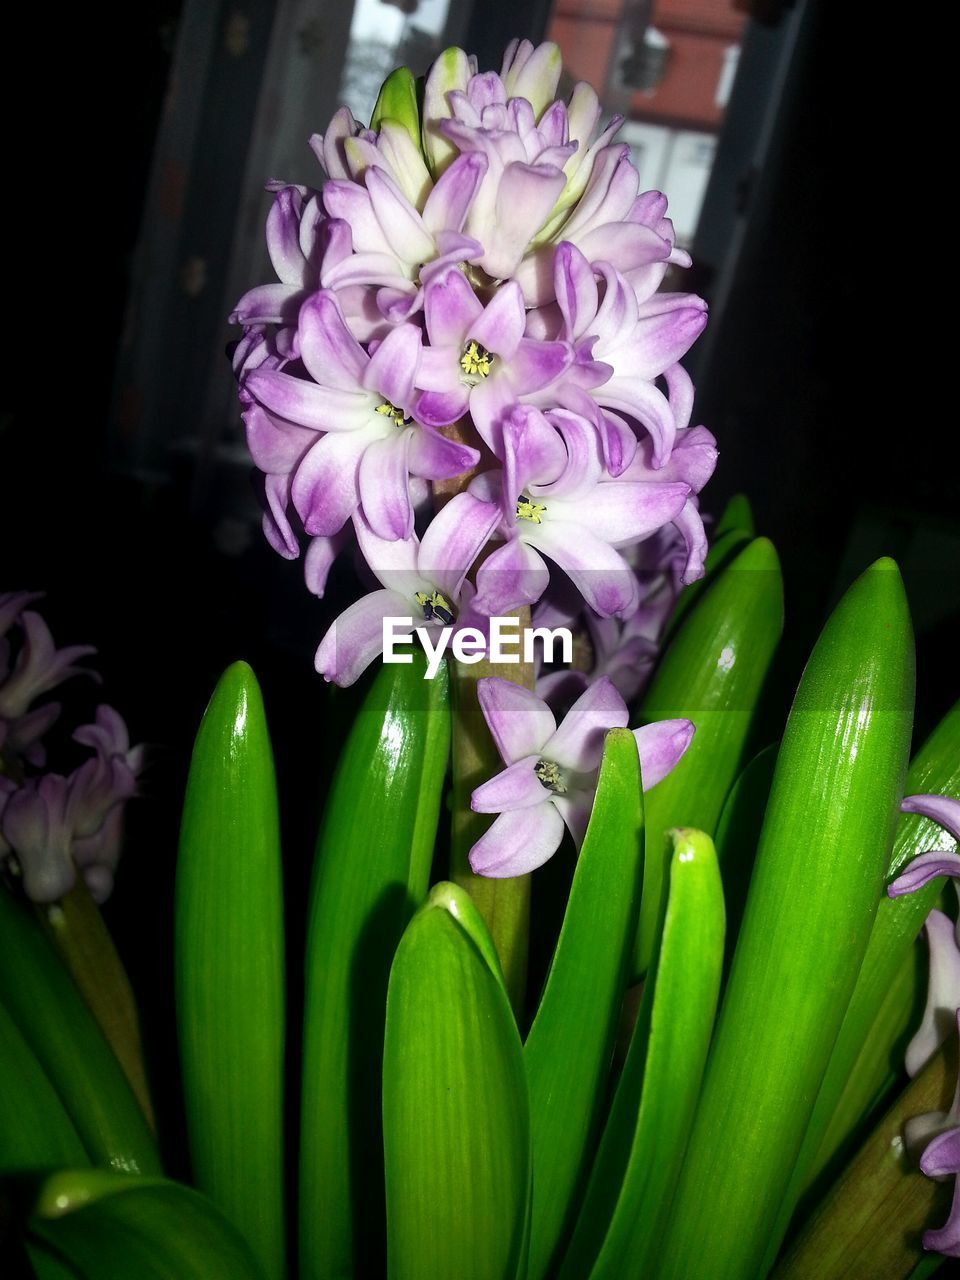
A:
[0,612,96,722]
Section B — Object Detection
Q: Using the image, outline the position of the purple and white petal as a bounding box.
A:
[407,427,479,481]
[315,589,407,687]
[418,492,502,600]
[902,795,960,845]
[245,370,372,432]
[291,430,370,536]
[473,539,551,617]
[527,520,640,618]
[477,677,557,764]
[423,267,483,348]
[632,718,695,790]
[888,851,960,897]
[472,757,550,813]
[546,677,628,773]
[358,433,414,541]
[422,151,488,236]
[468,803,566,878]
[298,290,369,390]
[905,909,960,1077]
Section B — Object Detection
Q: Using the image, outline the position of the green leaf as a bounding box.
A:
[634,536,783,975]
[175,662,285,1280]
[26,1171,267,1279]
[0,886,160,1175]
[658,559,915,1280]
[559,829,725,1280]
[383,881,530,1280]
[764,697,960,1258]
[523,728,644,1280]
[300,652,451,1280]
[0,998,88,1171]
[713,743,777,967]
[370,66,421,148]
[714,492,756,540]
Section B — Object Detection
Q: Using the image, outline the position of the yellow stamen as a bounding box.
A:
[459,340,495,384]
[534,759,567,794]
[375,399,411,428]
[516,495,547,524]
[415,590,455,625]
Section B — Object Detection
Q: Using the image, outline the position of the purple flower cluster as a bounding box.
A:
[0,593,142,904]
[231,40,715,688]
[887,794,960,1256]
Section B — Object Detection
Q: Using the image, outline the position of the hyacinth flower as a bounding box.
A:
[916,1012,960,1260]
[242,291,479,541]
[886,795,960,1162]
[0,609,96,724]
[229,185,327,333]
[413,266,570,450]
[470,404,690,618]
[0,706,142,903]
[320,152,488,320]
[529,241,708,470]
[315,492,499,686]
[468,675,693,875]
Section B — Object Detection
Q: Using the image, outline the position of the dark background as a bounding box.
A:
[2,1,955,1171]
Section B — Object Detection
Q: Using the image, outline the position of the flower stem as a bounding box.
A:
[434,424,533,1017]
[39,876,156,1131]
[772,1040,956,1279]
[448,631,533,1018]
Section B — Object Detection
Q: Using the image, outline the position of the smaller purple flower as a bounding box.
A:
[470,405,690,619]
[1,775,78,903]
[0,705,143,904]
[620,425,718,584]
[912,1010,960,1257]
[243,291,479,541]
[229,184,327,331]
[469,675,693,877]
[887,795,960,895]
[513,147,686,306]
[315,492,500,687]
[0,611,97,722]
[0,591,45,641]
[414,267,569,450]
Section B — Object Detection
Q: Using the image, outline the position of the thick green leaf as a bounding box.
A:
[0,999,88,1171]
[26,1171,266,1279]
[0,886,159,1175]
[383,882,530,1280]
[175,662,285,1280]
[766,698,960,1256]
[370,66,421,148]
[300,652,450,1280]
[659,559,915,1280]
[634,536,783,975]
[523,728,644,1280]
[559,829,724,1280]
[713,743,777,968]
[714,492,755,540]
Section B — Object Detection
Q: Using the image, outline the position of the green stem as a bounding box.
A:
[447,619,533,1018]
[38,878,155,1132]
